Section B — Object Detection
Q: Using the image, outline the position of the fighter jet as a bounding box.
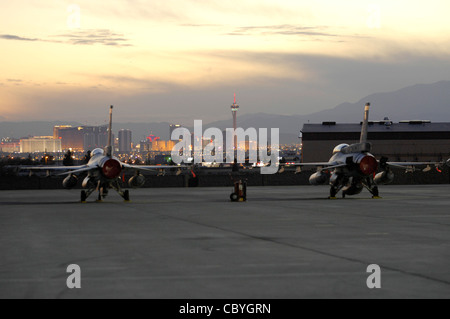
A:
[19,106,183,202]
[287,103,447,199]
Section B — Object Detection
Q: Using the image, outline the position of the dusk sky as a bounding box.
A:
[1,1,450,125]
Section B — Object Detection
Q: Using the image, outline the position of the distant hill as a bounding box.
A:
[2,81,450,145]
[304,80,450,123]
[206,80,450,143]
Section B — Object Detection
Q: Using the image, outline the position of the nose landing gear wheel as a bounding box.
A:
[124,190,130,202]
[81,191,87,203]
[96,191,103,202]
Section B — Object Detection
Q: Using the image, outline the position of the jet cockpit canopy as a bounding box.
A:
[333,144,349,154]
[91,148,105,157]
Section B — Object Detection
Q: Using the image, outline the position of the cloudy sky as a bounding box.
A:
[1,0,450,124]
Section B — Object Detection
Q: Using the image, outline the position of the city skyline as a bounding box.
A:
[1,1,450,124]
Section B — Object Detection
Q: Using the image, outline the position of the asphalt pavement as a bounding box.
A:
[1,185,449,298]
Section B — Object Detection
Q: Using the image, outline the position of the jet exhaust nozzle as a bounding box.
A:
[357,155,378,176]
[100,158,122,179]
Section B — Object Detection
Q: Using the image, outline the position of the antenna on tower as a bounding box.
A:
[234,93,236,104]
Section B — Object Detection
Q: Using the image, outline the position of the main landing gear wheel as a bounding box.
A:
[124,190,130,202]
[81,191,87,203]
[329,187,337,199]
[230,193,239,202]
[371,186,381,199]
[96,191,103,202]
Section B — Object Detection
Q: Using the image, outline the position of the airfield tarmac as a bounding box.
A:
[1,185,450,299]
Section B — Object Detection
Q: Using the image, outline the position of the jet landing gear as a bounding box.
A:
[81,189,95,203]
[111,180,130,202]
[363,177,381,199]
[329,187,338,199]
[81,190,87,203]
[80,180,131,203]
[80,187,107,203]
[369,186,381,199]
[328,176,381,199]
[328,175,345,199]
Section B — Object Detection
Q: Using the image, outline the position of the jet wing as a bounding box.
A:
[281,162,347,173]
[386,161,442,169]
[18,165,94,176]
[121,163,186,172]
[283,162,346,169]
[56,166,94,176]
[284,162,335,167]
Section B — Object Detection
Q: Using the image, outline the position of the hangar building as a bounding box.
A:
[301,120,450,163]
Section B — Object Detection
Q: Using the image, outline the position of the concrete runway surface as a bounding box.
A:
[1,185,450,299]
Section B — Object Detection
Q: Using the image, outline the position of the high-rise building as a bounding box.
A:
[54,125,110,151]
[53,125,72,139]
[54,125,83,151]
[118,129,132,153]
[84,126,109,151]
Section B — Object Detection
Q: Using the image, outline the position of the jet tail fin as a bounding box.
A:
[360,103,370,143]
[106,105,113,157]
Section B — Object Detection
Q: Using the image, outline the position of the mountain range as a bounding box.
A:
[1,81,450,144]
